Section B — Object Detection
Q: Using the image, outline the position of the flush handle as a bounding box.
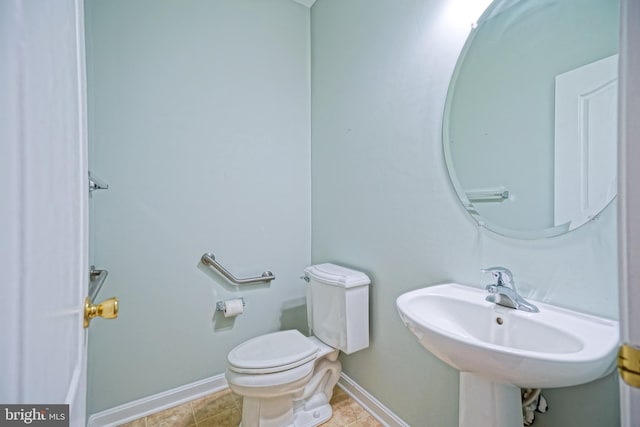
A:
[84,296,119,329]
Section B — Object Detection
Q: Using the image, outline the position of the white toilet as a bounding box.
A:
[225,263,371,427]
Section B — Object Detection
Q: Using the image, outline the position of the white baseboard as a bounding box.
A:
[87,372,408,427]
[86,374,228,427]
[337,373,409,427]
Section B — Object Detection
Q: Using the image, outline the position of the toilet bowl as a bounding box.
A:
[226,330,340,427]
[225,263,371,427]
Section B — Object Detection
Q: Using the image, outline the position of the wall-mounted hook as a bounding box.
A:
[89,171,109,192]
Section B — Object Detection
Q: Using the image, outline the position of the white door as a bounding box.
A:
[618,0,640,425]
[0,1,89,426]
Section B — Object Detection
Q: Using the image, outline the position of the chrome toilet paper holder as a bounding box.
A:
[216,298,246,312]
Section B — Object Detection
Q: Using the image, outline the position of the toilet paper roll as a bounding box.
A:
[223,298,244,318]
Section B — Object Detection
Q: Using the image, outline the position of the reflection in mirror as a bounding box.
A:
[443,0,619,239]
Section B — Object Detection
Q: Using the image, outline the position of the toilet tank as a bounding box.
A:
[303,263,370,354]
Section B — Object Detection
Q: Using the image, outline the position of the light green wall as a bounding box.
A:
[86,0,621,425]
[85,0,311,414]
[310,0,619,426]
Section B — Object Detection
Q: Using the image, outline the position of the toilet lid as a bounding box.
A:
[227,330,318,374]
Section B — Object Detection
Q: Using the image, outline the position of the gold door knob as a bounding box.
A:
[84,296,119,329]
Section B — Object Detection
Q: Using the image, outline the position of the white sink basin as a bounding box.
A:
[397,283,619,389]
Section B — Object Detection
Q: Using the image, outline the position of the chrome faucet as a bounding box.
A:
[482,267,539,313]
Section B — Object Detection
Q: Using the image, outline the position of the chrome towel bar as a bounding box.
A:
[201,252,275,285]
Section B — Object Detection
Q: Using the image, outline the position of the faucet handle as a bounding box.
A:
[481,267,514,288]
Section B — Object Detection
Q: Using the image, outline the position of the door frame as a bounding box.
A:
[618,0,640,425]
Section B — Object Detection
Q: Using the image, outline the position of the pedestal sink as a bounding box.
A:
[396,283,619,427]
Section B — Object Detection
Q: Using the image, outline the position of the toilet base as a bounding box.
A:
[293,404,331,427]
[240,395,295,427]
[238,393,332,427]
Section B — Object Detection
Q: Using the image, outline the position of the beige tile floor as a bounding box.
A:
[119,386,383,427]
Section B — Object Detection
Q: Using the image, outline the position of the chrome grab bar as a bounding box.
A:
[201,252,275,285]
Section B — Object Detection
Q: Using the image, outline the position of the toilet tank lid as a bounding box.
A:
[303,263,371,288]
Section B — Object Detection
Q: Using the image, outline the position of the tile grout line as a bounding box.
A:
[189,400,197,427]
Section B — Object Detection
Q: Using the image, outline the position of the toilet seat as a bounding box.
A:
[227,330,318,374]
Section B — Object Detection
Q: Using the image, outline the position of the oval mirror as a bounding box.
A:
[443,0,619,239]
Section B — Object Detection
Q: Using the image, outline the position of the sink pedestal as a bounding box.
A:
[459,373,521,427]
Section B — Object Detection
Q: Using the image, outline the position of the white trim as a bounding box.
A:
[618,0,640,425]
[72,1,89,425]
[87,375,228,427]
[337,373,410,427]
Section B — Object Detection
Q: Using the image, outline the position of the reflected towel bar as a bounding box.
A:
[466,188,510,202]
[201,252,275,285]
